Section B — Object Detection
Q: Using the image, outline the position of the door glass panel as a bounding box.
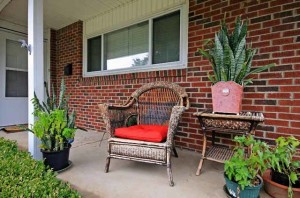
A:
[5,70,28,97]
[6,39,28,69]
[5,39,28,97]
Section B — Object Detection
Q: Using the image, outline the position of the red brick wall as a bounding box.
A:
[51,0,300,151]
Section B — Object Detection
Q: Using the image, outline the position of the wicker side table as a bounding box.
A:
[193,111,264,176]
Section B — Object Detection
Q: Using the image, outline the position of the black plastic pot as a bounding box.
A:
[271,169,300,188]
[41,144,71,171]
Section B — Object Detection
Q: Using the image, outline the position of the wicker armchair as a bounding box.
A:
[99,81,189,186]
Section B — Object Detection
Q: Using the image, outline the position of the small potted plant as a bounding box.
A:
[263,136,300,198]
[28,79,77,171]
[198,16,275,114]
[224,135,271,198]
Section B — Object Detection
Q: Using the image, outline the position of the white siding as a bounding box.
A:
[84,0,187,37]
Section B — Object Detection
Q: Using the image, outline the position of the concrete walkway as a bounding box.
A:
[0,130,271,198]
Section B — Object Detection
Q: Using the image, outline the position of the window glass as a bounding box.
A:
[87,36,102,72]
[152,11,180,64]
[104,21,149,70]
[6,39,28,69]
[5,70,28,97]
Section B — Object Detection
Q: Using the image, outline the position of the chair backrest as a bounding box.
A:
[130,82,189,125]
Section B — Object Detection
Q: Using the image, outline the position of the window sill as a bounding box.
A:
[83,62,187,78]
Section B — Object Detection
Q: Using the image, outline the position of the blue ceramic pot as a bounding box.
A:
[224,173,263,198]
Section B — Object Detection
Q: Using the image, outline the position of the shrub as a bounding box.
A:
[0,138,81,197]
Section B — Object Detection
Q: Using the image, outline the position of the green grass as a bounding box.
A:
[0,137,81,198]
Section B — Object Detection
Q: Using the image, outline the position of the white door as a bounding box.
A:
[0,31,48,126]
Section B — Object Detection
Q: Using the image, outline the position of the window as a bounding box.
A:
[85,9,187,76]
[5,39,28,97]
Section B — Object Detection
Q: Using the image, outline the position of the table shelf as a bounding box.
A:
[205,146,235,163]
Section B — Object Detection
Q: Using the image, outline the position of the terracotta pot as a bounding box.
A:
[263,169,300,198]
[211,81,243,114]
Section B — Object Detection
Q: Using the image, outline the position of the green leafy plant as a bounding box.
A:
[28,79,77,151]
[224,135,271,190]
[0,138,81,197]
[269,136,300,198]
[198,16,275,85]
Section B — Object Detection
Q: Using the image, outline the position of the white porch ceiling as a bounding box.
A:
[0,0,136,30]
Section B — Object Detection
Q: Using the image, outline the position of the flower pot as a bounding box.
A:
[211,81,243,114]
[224,173,263,198]
[263,169,300,198]
[41,144,71,171]
[271,169,300,188]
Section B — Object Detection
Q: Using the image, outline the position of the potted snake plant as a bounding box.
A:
[224,135,271,198]
[198,16,275,114]
[28,79,77,171]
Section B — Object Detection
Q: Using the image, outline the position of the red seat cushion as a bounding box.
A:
[115,125,168,142]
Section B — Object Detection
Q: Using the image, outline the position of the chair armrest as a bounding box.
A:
[99,103,136,136]
[166,106,186,147]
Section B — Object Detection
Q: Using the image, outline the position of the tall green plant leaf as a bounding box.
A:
[232,37,246,81]
[231,16,241,53]
[58,79,66,109]
[214,33,224,81]
[247,63,275,75]
[223,36,235,80]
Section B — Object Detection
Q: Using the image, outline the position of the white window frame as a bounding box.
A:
[83,5,188,77]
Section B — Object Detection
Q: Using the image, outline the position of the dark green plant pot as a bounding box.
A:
[224,173,263,198]
[41,144,71,171]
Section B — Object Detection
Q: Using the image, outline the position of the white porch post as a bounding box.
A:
[28,0,44,160]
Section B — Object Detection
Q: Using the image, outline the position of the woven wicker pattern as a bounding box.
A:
[202,118,251,130]
[205,146,235,162]
[99,82,189,186]
[111,144,166,161]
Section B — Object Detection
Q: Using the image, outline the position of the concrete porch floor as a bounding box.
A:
[0,130,271,198]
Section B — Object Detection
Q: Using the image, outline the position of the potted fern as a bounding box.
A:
[224,135,271,198]
[263,136,300,198]
[198,16,275,114]
[28,79,77,171]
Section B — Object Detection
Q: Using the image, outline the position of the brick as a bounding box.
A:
[292,107,300,114]
[257,87,279,92]
[254,100,276,105]
[251,15,271,24]
[291,121,300,128]
[272,24,294,32]
[269,79,293,85]
[265,119,289,127]
[261,32,280,40]
[272,51,295,57]
[260,46,280,53]
[279,100,300,106]
[265,106,290,113]
[204,21,220,28]
[282,57,300,64]
[272,38,294,46]
[273,10,293,18]
[280,86,300,92]
[257,125,275,132]
[259,6,281,16]
[282,43,300,51]
[189,15,203,22]
[282,16,300,24]
[267,93,291,99]
[270,64,293,72]
[248,3,268,12]
[284,71,300,78]
[283,29,300,37]
[283,2,300,10]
